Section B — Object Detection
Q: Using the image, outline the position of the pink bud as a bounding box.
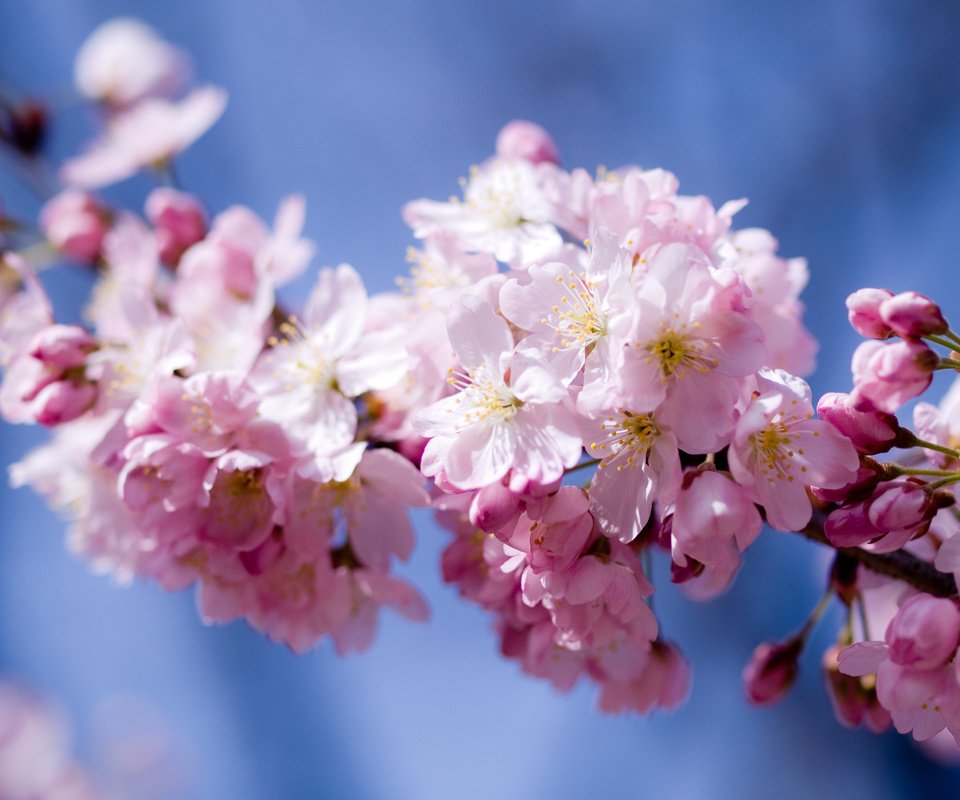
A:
[743,637,803,705]
[145,187,207,265]
[879,291,948,338]
[850,339,937,413]
[32,380,97,426]
[469,481,522,533]
[866,480,934,533]
[824,502,881,548]
[885,594,960,669]
[495,120,560,165]
[28,324,96,368]
[847,288,894,339]
[811,458,883,504]
[39,190,110,262]
[816,392,904,455]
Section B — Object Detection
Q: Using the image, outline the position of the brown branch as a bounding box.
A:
[797,511,958,598]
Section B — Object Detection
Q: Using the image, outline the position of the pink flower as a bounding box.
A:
[495,120,560,165]
[839,596,960,743]
[39,190,110,262]
[414,295,582,489]
[597,640,691,714]
[671,469,761,572]
[586,408,681,542]
[724,228,817,376]
[251,264,407,464]
[729,370,860,531]
[618,243,764,452]
[61,86,227,188]
[74,18,188,106]
[850,339,938,413]
[499,228,633,410]
[403,157,563,264]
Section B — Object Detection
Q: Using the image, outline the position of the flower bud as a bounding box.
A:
[811,458,883,505]
[32,380,97,426]
[145,187,207,265]
[847,288,894,339]
[850,339,938,413]
[469,481,522,533]
[879,291,948,338]
[28,324,97,369]
[885,594,960,669]
[743,637,803,705]
[816,392,904,455]
[495,120,560,165]
[39,190,110,262]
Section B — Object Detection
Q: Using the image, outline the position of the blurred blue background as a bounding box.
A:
[2,1,960,797]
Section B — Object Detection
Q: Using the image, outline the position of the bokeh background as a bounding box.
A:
[2,1,960,797]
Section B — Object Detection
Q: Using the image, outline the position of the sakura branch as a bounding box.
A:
[4,17,960,760]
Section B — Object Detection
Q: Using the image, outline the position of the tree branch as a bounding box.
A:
[797,511,958,598]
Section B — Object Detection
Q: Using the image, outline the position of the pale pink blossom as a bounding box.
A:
[251,264,407,463]
[586,408,681,542]
[671,469,761,574]
[414,294,582,489]
[839,595,960,744]
[618,243,764,452]
[403,157,563,264]
[724,227,817,376]
[74,17,189,106]
[499,228,632,409]
[61,86,227,188]
[729,370,860,531]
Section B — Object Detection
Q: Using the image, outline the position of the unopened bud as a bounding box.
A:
[495,120,560,165]
[743,637,803,705]
[879,291,948,338]
[847,288,894,339]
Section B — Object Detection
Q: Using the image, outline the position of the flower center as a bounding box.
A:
[544,270,606,351]
[749,422,802,483]
[447,367,522,428]
[642,325,717,378]
[591,410,661,471]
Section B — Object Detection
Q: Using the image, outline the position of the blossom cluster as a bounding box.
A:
[392,122,858,708]
[1,20,428,655]
[5,16,960,752]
